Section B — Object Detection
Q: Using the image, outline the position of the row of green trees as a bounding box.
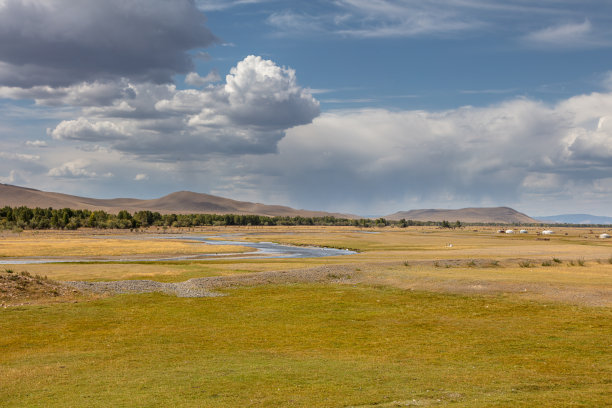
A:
[1,206,440,230]
[5,206,567,230]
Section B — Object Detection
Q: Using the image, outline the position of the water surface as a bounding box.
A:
[0,234,356,265]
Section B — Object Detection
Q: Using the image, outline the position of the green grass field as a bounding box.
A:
[2,285,611,407]
[1,227,611,406]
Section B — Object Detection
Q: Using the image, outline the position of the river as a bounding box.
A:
[0,234,357,265]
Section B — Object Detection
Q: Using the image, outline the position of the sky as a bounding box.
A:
[2,0,612,217]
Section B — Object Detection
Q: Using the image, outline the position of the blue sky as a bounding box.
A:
[200,1,612,107]
[2,0,612,216]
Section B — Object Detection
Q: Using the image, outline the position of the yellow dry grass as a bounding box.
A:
[2,226,612,305]
[241,225,612,262]
[0,236,249,258]
[10,261,314,282]
[351,261,612,307]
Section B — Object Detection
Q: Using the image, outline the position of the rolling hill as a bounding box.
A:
[0,183,356,219]
[385,207,538,224]
[1,184,543,223]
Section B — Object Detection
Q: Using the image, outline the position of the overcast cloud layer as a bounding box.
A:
[2,0,612,216]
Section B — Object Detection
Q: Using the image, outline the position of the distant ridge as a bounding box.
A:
[385,207,537,224]
[0,184,357,219]
[536,214,612,225]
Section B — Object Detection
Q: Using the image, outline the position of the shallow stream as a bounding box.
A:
[0,235,357,265]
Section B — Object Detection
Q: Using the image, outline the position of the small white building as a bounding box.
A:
[519,230,528,234]
[600,233,611,239]
[542,230,554,235]
[505,229,514,234]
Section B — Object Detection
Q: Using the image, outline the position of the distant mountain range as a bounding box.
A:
[536,214,612,225]
[385,207,538,224]
[0,183,357,219]
[1,183,561,224]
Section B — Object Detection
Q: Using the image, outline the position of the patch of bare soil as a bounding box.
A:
[0,269,85,307]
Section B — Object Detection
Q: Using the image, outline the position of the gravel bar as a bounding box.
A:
[64,264,357,298]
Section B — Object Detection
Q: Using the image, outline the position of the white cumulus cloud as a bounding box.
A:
[224,55,320,128]
[185,71,221,87]
[47,159,112,179]
[49,55,320,158]
[25,140,48,148]
[209,90,612,214]
[50,118,128,141]
[567,116,612,160]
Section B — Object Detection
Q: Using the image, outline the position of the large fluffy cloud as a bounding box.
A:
[224,56,320,128]
[49,56,320,157]
[0,0,216,87]
[240,104,559,208]
[203,91,612,214]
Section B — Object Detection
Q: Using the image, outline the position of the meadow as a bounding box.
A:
[0,232,250,259]
[1,226,611,406]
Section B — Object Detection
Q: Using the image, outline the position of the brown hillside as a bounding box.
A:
[385,207,538,224]
[0,184,357,218]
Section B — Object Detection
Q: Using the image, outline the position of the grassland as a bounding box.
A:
[0,233,249,258]
[1,226,611,406]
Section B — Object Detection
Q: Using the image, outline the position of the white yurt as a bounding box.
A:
[600,233,611,239]
[505,229,514,234]
[542,230,554,235]
[519,230,528,234]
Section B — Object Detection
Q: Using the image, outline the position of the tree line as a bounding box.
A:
[0,206,418,230]
[2,206,570,231]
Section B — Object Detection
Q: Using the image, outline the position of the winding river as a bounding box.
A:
[0,235,357,265]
